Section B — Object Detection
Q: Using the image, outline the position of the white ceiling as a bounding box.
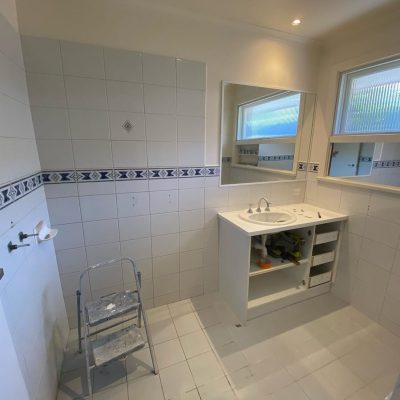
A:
[139,0,395,39]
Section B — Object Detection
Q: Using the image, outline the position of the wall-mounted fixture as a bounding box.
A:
[19,231,38,242]
[8,241,30,252]
[34,220,58,243]
[0,268,4,280]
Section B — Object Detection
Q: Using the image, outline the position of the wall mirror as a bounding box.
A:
[220,82,316,185]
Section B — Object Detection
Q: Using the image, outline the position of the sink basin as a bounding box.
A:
[240,210,297,225]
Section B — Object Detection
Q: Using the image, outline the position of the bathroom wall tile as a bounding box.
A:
[148,178,178,191]
[177,116,205,142]
[151,212,179,236]
[0,57,28,105]
[53,222,85,251]
[104,47,142,82]
[150,190,178,214]
[116,192,150,217]
[179,188,204,211]
[65,76,107,110]
[179,209,204,232]
[111,140,147,168]
[153,273,180,297]
[143,54,176,86]
[368,192,400,225]
[106,80,144,112]
[89,264,123,292]
[339,187,370,215]
[180,229,204,252]
[86,241,121,266]
[364,216,400,249]
[144,84,176,114]
[177,60,206,90]
[145,114,177,141]
[153,253,179,277]
[121,237,152,260]
[359,237,396,271]
[31,107,70,140]
[21,36,62,74]
[45,183,78,198]
[205,187,229,208]
[72,140,113,169]
[47,197,81,224]
[180,267,204,290]
[79,194,117,221]
[178,142,204,166]
[118,215,151,240]
[37,139,74,170]
[69,109,110,140]
[56,247,87,275]
[109,111,145,140]
[83,218,120,246]
[123,258,152,281]
[60,272,82,297]
[26,73,66,107]
[77,182,116,196]
[116,180,149,194]
[61,41,105,79]
[147,141,177,167]
[177,89,205,117]
[180,249,203,272]
[152,233,179,257]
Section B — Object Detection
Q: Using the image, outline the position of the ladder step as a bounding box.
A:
[85,290,140,327]
[91,325,145,367]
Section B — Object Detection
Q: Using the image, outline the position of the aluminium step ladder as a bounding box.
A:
[76,257,158,399]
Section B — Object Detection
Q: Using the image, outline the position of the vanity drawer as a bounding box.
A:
[314,231,338,245]
[312,251,335,266]
[309,271,332,287]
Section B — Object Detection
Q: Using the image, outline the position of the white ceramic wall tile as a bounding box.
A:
[180,229,204,252]
[77,182,115,196]
[143,54,176,86]
[72,139,113,169]
[60,41,105,79]
[180,249,203,272]
[364,216,400,248]
[69,109,110,140]
[178,177,205,189]
[147,141,177,167]
[205,187,229,208]
[179,188,204,211]
[26,73,66,107]
[109,111,145,140]
[177,116,205,141]
[90,264,123,291]
[118,215,151,240]
[153,253,179,277]
[152,233,179,257]
[116,180,149,193]
[56,247,87,275]
[151,212,179,236]
[144,84,176,114]
[65,76,107,110]
[148,178,178,191]
[177,89,205,116]
[121,237,152,260]
[47,197,81,224]
[106,80,144,112]
[153,273,180,296]
[111,140,147,168]
[180,268,204,291]
[83,219,120,246]
[145,114,177,141]
[21,36,62,74]
[30,107,70,139]
[85,241,121,265]
[79,194,117,221]
[179,209,204,232]
[150,190,178,214]
[53,222,85,251]
[177,59,206,90]
[116,192,150,217]
[45,183,78,198]
[37,139,74,170]
[104,47,142,82]
[178,142,204,166]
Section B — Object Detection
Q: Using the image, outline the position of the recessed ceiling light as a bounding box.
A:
[291,19,301,26]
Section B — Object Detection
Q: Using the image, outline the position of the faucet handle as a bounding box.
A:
[247,204,253,214]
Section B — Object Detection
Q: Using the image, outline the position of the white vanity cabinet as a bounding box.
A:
[218,204,347,324]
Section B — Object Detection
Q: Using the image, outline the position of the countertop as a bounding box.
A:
[218,203,347,236]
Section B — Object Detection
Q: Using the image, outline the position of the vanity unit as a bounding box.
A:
[218,203,347,324]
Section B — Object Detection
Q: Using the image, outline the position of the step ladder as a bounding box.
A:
[76,257,158,399]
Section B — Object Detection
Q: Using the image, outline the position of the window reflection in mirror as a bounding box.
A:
[220,82,316,185]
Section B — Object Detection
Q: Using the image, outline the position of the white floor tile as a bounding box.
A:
[180,330,211,359]
[154,338,186,369]
[173,313,202,336]
[187,351,225,386]
[127,374,164,400]
[159,361,196,400]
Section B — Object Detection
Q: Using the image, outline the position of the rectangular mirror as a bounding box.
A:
[220,82,316,185]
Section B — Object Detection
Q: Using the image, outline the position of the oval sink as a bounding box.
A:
[240,210,297,225]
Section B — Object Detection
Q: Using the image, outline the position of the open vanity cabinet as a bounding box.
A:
[218,205,347,324]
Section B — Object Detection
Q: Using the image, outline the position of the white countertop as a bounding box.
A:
[218,203,347,236]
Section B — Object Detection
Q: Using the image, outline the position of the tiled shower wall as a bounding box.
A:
[22,36,306,327]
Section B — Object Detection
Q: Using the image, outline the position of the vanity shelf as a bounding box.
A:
[218,204,347,324]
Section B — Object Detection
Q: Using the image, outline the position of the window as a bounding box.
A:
[334,58,400,135]
[327,57,400,190]
[236,92,301,141]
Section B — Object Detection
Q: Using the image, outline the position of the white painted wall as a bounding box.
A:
[306,12,400,335]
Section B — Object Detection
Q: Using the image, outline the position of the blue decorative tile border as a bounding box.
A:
[373,160,400,169]
[0,171,43,211]
[258,155,294,161]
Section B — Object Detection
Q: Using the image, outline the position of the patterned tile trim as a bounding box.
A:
[76,169,114,182]
[42,170,76,184]
[0,171,43,211]
[373,160,400,168]
[115,169,148,180]
[258,155,294,161]
[149,168,178,179]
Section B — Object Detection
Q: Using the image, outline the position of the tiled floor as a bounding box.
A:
[57,293,400,400]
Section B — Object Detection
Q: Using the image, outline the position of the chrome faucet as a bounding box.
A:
[256,197,271,212]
